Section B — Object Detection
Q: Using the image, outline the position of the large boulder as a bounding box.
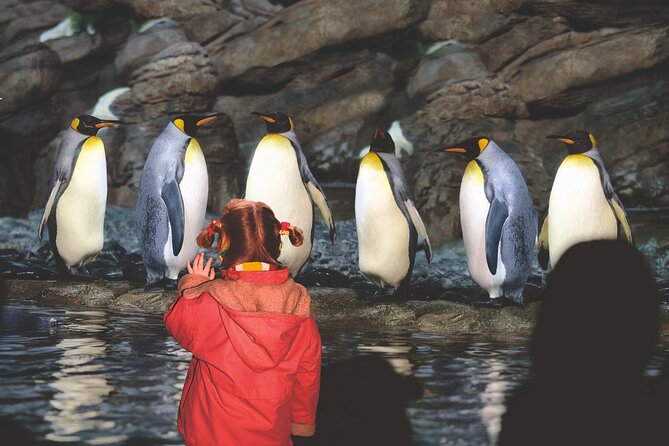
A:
[419,0,524,43]
[214,50,394,181]
[209,0,429,86]
[118,0,220,20]
[125,42,217,121]
[2,1,70,45]
[500,26,669,115]
[0,105,61,217]
[115,19,187,81]
[183,10,245,45]
[479,15,569,72]
[407,41,489,100]
[0,43,62,116]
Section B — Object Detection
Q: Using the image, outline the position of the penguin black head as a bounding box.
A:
[546,130,596,154]
[71,115,122,136]
[172,112,226,137]
[369,128,395,154]
[252,111,294,134]
[436,136,490,161]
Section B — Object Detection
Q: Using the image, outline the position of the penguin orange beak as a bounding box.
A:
[196,112,225,127]
[546,135,574,145]
[251,111,276,123]
[433,147,467,153]
[94,120,122,129]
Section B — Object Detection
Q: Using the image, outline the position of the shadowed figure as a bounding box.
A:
[293,355,422,446]
[499,240,662,446]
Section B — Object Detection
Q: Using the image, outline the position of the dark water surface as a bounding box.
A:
[1,299,667,445]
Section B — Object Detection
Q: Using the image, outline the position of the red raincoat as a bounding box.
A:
[164,268,321,446]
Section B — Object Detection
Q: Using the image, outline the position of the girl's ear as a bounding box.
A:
[286,225,304,247]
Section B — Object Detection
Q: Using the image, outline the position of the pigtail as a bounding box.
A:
[287,226,304,247]
[278,221,304,247]
[196,220,230,256]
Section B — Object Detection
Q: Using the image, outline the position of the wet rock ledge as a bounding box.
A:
[0,278,537,333]
[3,279,669,334]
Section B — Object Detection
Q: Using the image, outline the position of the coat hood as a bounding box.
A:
[218,305,309,372]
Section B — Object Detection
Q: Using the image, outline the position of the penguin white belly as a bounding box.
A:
[459,161,506,298]
[355,153,410,289]
[164,139,209,279]
[548,155,617,266]
[55,137,107,268]
[245,135,312,275]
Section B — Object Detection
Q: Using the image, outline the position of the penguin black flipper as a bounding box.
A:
[537,213,550,270]
[587,151,634,246]
[162,179,185,256]
[290,138,336,243]
[379,153,433,263]
[608,193,633,245]
[485,197,509,275]
[39,175,68,240]
[39,137,85,240]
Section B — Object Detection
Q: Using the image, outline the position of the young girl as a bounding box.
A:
[164,199,321,446]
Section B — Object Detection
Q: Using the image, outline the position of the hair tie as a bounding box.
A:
[279,221,291,236]
[206,220,220,235]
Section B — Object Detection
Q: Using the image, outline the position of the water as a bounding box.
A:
[1,299,667,445]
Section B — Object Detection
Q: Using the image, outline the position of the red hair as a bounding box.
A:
[196,199,304,270]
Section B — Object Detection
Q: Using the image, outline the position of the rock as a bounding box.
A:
[118,0,220,20]
[114,287,173,312]
[209,0,429,85]
[229,0,283,19]
[128,42,217,120]
[412,300,538,333]
[115,19,187,82]
[42,31,103,64]
[407,41,490,100]
[214,50,394,177]
[500,26,669,115]
[521,0,669,30]
[2,1,70,45]
[420,0,524,43]
[0,105,61,217]
[183,10,244,45]
[479,15,569,72]
[0,43,62,116]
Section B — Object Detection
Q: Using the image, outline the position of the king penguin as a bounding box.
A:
[39,115,121,276]
[438,137,537,307]
[245,111,336,276]
[538,130,633,270]
[136,113,224,287]
[356,128,432,291]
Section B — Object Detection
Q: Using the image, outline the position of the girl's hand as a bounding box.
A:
[187,253,215,279]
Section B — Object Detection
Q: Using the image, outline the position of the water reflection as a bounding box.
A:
[0,300,666,445]
[44,310,120,444]
[478,358,509,444]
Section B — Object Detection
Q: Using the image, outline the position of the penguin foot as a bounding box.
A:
[62,267,96,282]
[472,296,525,309]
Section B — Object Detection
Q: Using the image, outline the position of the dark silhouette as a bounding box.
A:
[293,355,422,446]
[0,417,38,445]
[499,240,663,446]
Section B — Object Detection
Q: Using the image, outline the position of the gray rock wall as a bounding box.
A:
[0,0,667,246]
